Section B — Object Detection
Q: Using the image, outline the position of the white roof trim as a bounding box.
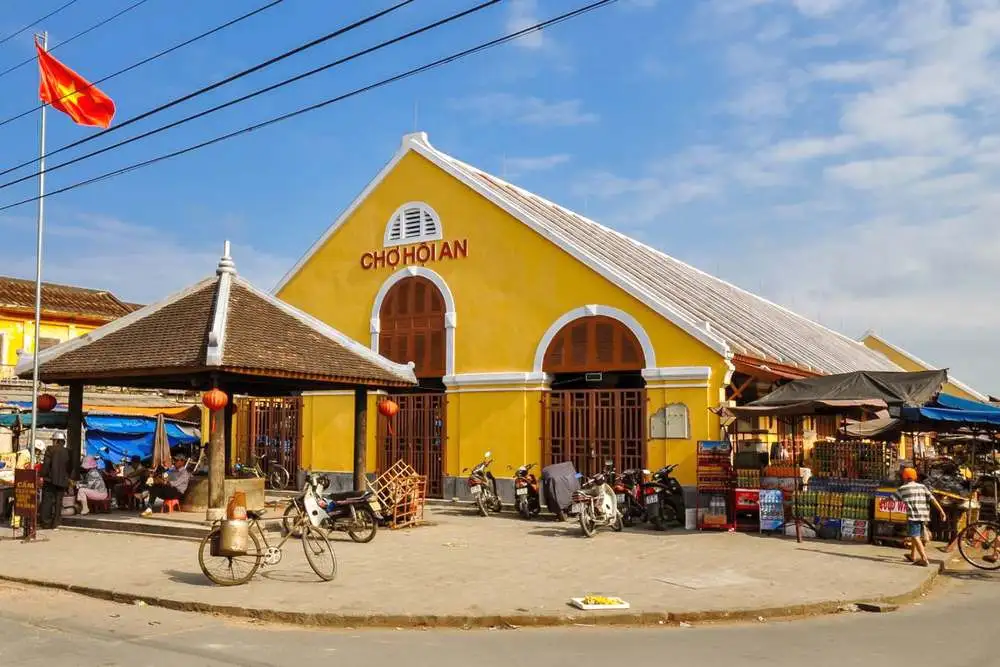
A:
[862,330,989,402]
[15,277,216,377]
[273,134,422,294]
[206,243,236,367]
[443,371,549,387]
[642,366,713,381]
[236,277,416,385]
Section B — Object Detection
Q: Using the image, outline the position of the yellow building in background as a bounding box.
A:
[275,133,902,498]
[0,276,139,380]
[861,331,991,403]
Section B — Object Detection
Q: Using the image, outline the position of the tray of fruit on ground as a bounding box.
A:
[569,595,630,611]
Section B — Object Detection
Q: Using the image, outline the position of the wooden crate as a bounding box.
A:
[368,460,427,529]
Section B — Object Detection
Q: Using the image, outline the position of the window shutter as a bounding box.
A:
[384,202,442,246]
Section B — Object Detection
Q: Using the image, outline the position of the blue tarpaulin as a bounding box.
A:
[898,393,1000,428]
[84,416,200,463]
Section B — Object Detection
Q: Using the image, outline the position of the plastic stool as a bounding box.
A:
[162,499,180,513]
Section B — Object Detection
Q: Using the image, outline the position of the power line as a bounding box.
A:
[0,0,285,131]
[0,0,619,214]
[0,0,416,180]
[0,0,504,192]
[0,0,154,80]
[0,0,82,47]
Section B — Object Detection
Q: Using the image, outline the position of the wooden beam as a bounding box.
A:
[728,375,755,401]
[66,383,84,479]
[353,387,368,492]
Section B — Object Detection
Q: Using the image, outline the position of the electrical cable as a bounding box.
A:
[0,0,503,192]
[0,0,618,214]
[0,0,285,131]
[0,0,154,80]
[0,0,416,179]
[0,0,82,47]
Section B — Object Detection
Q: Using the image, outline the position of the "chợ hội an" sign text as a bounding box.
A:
[360,239,468,270]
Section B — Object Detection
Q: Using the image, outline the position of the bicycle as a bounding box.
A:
[957,519,1000,570]
[234,451,291,490]
[197,504,337,586]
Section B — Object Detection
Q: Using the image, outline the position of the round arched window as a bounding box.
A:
[384,202,442,246]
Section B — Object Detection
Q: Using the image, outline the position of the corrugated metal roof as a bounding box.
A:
[411,135,901,376]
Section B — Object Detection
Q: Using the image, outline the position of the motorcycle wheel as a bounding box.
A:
[611,510,624,532]
[476,492,489,517]
[663,497,684,527]
[491,495,503,513]
[517,499,531,520]
[579,505,597,538]
[347,505,378,543]
[649,506,665,531]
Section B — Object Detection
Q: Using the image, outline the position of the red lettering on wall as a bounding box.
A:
[372,250,386,269]
[439,242,454,260]
[359,240,471,270]
[415,243,431,264]
[402,245,416,265]
[453,238,468,259]
[360,252,374,269]
[386,248,401,267]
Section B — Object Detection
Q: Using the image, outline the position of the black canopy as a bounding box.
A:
[728,370,947,418]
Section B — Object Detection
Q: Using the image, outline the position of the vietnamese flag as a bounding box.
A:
[36,41,115,129]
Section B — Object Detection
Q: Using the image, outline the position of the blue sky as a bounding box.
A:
[0,0,996,394]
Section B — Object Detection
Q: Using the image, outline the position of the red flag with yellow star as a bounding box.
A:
[36,41,115,128]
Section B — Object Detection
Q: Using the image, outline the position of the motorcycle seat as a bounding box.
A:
[324,489,372,503]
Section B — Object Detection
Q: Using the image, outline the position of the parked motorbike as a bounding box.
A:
[510,462,541,519]
[572,464,623,537]
[283,473,381,543]
[641,464,686,530]
[614,468,649,527]
[465,452,502,516]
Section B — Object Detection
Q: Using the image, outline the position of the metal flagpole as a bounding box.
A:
[28,31,48,468]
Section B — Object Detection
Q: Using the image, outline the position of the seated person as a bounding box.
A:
[116,455,148,506]
[76,456,108,515]
[142,454,191,516]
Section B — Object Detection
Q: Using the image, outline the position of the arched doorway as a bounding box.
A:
[376,276,446,496]
[541,315,647,477]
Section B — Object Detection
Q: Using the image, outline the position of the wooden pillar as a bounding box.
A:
[207,404,226,521]
[223,398,234,475]
[66,383,84,479]
[353,387,367,492]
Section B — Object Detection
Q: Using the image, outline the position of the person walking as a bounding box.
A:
[39,432,70,529]
[898,467,946,567]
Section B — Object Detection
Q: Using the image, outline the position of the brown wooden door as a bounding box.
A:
[378,277,446,378]
[542,389,646,477]
[543,316,645,374]
[378,393,446,497]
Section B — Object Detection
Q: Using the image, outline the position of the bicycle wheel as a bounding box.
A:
[269,465,291,491]
[957,521,1000,570]
[347,505,378,544]
[282,502,303,538]
[198,527,263,586]
[302,523,338,581]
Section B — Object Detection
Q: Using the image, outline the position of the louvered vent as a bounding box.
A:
[384,202,443,246]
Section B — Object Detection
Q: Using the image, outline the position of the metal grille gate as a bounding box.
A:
[542,389,646,477]
[377,393,446,497]
[235,397,301,486]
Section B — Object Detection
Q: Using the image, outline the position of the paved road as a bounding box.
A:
[0,572,995,666]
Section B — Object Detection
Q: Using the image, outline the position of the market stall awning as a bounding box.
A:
[727,398,889,418]
[892,391,1000,430]
[750,370,945,408]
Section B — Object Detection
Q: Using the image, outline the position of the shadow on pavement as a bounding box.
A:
[163,569,214,587]
[795,546,914,566]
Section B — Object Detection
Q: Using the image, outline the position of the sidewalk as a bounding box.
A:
[0,507,943,627]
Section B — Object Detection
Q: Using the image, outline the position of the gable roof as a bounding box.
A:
[276,133,902,377]
[19,245,416,388]
[0,275,138,322]
[861,330,989,403]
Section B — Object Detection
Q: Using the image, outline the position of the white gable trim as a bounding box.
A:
[370,266,456,377]
[443,371,549,387]
[15,277,216,377]
[862,330,989,402]
[642,366,712,381]
[273,135,417,294]
[533,305,657,375]
[237,277,416,384]
[270,132,730,361]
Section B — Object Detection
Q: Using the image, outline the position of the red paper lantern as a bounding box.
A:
[37,393,57,412]
[378,399,399,419]
[202,388,229,412]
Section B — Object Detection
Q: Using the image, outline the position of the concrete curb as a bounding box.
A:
[0,564,941,630]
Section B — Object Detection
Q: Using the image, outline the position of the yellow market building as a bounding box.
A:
[275,132,902,498]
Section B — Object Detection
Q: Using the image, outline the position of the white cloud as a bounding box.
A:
[793,0,852,18]
[810,59,902,82]
[824,156,947,189]
[761,134,857,162]
[0,213,290,304]
[506,0,546,50]
[450,93,598,126]
[503,154,571,176]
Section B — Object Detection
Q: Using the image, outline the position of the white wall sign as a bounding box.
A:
[650,403,689,440]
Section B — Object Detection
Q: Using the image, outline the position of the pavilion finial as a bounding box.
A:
[217,240,236,275]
